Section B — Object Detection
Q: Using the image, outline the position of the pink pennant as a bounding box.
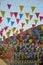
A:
[40,16,43,21]
[13,12,18,18]
[16,18,20,24]
[10,12,13,17]
[35,12,40,18]
[7,4,11,9]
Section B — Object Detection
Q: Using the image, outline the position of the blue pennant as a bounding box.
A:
[7,17,11,23]
[0,38,2,42]
[11,21,14,26]
[19,13,23,19]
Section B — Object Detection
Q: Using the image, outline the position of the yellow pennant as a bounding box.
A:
[1,10,5,17]
[19,5,24,12]
[25,12,29,18]
[41,25,43,30]
[34,20,38,25]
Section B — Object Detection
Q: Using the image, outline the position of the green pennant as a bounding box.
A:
[31,6,36,12]
[25,19,29,24]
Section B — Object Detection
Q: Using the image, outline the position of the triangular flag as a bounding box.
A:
[21,23,25,27]
[12,27,16,32]
[34,20,38,25]
[0,38,2,42]
[41,25,43,30]
[13,12,18,18]
[11,21,14,26]
[7,30,11,37]
[31,6,36,12]
[1,10,5,17]
[10,12,13,17]
[0,17,2,23]
[7,4,11,9]
[19,5,24,12]
[19,13,23,19]
[0,30,3,36]
[35,12,40,18]
[7,17,11,23]
[25,12,29,18]
[29,15,33,20]
[4,26,8,31]
[32,24,35,28]
[40,16,43,21]
[15,30,18,35]
[16,18,20,24]
[20,28,24,33]
[25,19,29,24]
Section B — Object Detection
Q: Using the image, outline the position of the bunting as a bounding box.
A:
[19,5,24,12]
[19,13,23,19]
[7,4,11,9]
[40,16,43,21]
[11,21,14,26]
[13,12,18,18]
[0,17,2,23]
[34,20,38,25]
[16,18,20,24]
[29,15,33,20]
[21,23,25,27]
[7,17,11,23]
[1,10,5,17]
[25,19,29,24]
[31,6,36,12]
[25,12,29,18]
[35,12,40,18]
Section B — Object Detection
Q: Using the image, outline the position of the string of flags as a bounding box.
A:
[0,4,43,41]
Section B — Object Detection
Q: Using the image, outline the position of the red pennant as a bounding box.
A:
[21,23,25,27]
[40,16,43,21]
[7,4,11,9]
[32,24,35,28]
[13,12,18,18]
[35,12,40,18]
[16,18,20,24]
[29,15,33,20]
[0,17,2,23]
[0,31,3,36]
[4,26,9,31]
[10,12,13,17]
[20,29,23,33]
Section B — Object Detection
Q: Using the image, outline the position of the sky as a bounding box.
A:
[0,0,43,40]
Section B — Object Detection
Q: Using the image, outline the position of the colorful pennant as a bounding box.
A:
[25,19,29,24]
[29,15,33,20]
[19,5,24,12]
[7,17,11,23]
[21,23,25,27]
[35,12,40,18]
[25,12,29,18]
[31,6,36,12]
[34,20,38,25]
[11,21,14,26]
[19,13,23,19]
[13,12,18,18]
[1,10,5,17]
[16,18,20,24]
[0,17,2,23]
[7,4,11,9]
